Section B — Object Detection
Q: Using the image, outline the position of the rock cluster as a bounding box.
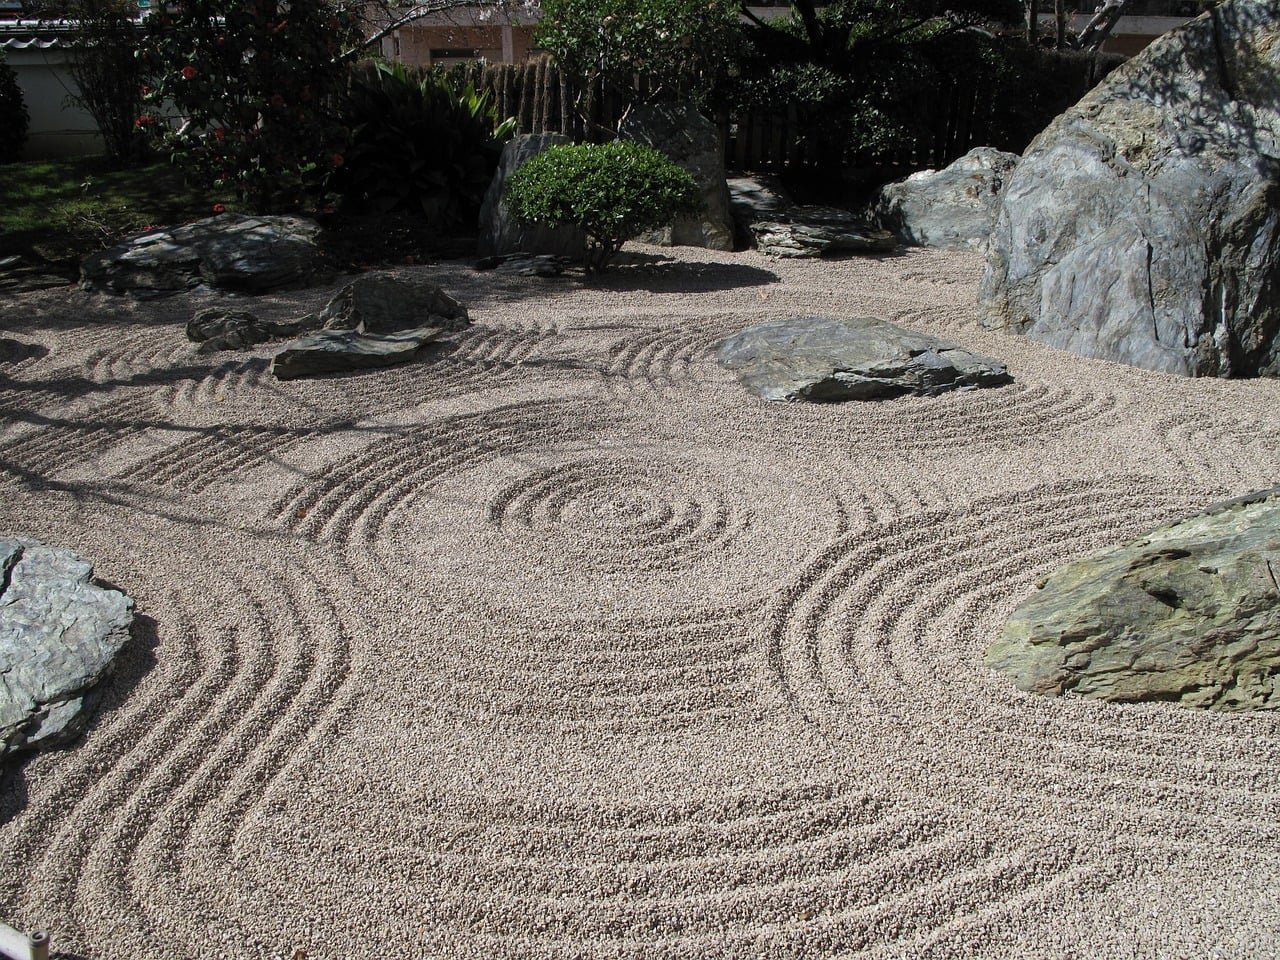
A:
[477,134,588,260]
[619,104,734,251]
[987,489,1280,712]
[0,539,133,758]
[872,147,1019,251]
[717,315,1011,401]
[979,0,1280,377]
[82,213,332,297]
[750,207,897,259]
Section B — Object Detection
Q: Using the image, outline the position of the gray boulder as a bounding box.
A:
[478,134,588,259]
[728,175,793,251]
[872,147,1019,251]
[0,539,134,757]
[619,104,734,251]
[82,213,332,297]
[271,274,469,379]
[187,308,312,352]
[273,327,445,381]
[987,489,1280,712]
[979,0,1280,377]
[718,315,1011,401]
[473,253,572,277]
[751,206,897,259]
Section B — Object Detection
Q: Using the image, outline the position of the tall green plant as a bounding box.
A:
[0,49,28,164]
[330,62,515,229]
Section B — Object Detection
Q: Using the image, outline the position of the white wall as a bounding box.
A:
[6,44,103,159]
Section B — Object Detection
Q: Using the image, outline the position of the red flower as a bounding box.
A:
[213,128,226,142]
[140,84,151,96]
[181,65,197,80]
[212,203,227,214]
[331,153,345,169]
[270,94,285,108]
[134,114,155,128]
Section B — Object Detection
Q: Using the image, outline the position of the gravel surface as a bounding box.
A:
[0,244,1278,959]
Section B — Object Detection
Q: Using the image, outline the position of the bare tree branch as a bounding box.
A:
[1073,0,1133,51]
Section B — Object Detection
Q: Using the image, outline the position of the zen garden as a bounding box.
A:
[0,0,1277,957]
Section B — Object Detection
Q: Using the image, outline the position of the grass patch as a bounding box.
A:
[0,155,236,266]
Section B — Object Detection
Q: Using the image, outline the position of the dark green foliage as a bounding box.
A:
[536,0,741,105]
[140,0,364,212]
[0,49,29,164]
[506,141,700,273]
[724,0,1024,167]
[329,61,515,230]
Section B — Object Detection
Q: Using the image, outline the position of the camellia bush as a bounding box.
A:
[0,48,28,164]
[505,141,700,273]
[139,0,365,212]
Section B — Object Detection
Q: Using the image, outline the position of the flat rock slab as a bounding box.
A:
[308,273,469,334]
[187,308,311,352]
[81,213,332,297]
[0,539,134,757]
[272,327,444,380]
[987,489,1280,712]
[751,206,897,258]
[718,316,1011,401]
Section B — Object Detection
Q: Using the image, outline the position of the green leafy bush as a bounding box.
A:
[140,0,364,212]
[506,141,700,273]
[330,61,516,230]
[0,49,29,164]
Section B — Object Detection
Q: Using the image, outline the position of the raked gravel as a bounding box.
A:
[0,244,1278,959]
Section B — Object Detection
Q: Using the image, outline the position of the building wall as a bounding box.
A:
[5,44,102,159]
[382,24,539,67]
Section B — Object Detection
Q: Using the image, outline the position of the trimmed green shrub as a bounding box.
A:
[505,142,700,273]
[0,49,29,164]
[330,61,516,230]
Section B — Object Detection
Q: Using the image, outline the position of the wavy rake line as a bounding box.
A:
[273,400,592,543]
[83,337,201,386]
[165,356,274,409]
[603,326,726,396]
[438,616,755,732]
[121,425,321,494]
[372,788,1086,958]
[760,480,1280,847]
[320,325,558,415]
[23,559,355,958]
[0,392,157,478]
[1157,411,1280,489]
[487,458,750,574]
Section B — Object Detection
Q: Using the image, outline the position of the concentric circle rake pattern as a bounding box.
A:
[333,784,1098,958]
[1158,410,1280,489]
[2,554,357,958]
[759,479,1280,846]
[488,457,749,572]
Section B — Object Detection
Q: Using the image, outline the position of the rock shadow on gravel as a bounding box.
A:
[589,252,781,293]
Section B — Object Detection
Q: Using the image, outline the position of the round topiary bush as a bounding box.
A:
[0,49,29,164]
[505,141,700,273]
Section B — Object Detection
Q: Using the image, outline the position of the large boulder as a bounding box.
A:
[81,213,332,297]
[872,147,1019,251]
[718,316,1011,401]
[271,274,469,379]
[477,134,588,259]
[751,206,897,259]
[987,489,1280,712]
[979,0,1280,377]
[0,539,134,757]
[619,103,734,251]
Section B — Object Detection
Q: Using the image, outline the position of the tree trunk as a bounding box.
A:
[1025,0,1041,44]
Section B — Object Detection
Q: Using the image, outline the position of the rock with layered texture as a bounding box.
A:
[718,315,1011,401]
[478,134,589,259]
[728,175,794,251]
[619,104,734,251]
[979,0,1280,377]
[0,539,134,757]
[81,213,333,297]
[272,327,446,380]
[987,489,1280,712]
[751,206,897,259]
[873,147,1019,251]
